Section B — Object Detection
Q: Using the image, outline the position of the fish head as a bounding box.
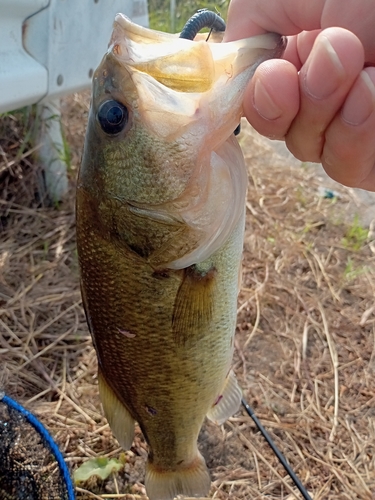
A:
[80,15,285,203]
[78,15,285,266]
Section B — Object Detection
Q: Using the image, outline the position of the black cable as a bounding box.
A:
[242,398,312,500]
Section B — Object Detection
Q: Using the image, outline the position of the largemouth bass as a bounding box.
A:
[76,14,284,500]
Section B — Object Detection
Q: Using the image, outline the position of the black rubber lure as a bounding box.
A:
[179,9,226,40]
[179,9,241,136]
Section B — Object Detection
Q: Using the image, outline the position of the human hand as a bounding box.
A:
[224,0,375,191]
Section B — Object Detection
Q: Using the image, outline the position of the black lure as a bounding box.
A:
[179,9,226,40]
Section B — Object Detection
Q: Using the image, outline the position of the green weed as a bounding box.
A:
[343,257,366,282]
[342,215,368,251]
[74,456,124,483]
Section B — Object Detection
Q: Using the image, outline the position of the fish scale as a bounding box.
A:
[76,14,285,500]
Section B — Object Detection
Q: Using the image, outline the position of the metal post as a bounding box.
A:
[170,0,176,33]
[35,99,68,203]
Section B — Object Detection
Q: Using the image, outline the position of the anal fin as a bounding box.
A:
[145,452,210,500]
[98,368,135,450]
[207,370,242,425]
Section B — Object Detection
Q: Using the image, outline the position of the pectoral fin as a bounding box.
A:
[172,264,217,345]
[98,369,135,450]
[207,370,242,425]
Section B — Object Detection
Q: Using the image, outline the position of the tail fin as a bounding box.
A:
[145,453,210,500]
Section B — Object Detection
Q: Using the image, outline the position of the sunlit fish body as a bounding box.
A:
[76,14,284,500]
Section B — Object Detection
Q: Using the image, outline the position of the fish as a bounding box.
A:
[76,14,285,500]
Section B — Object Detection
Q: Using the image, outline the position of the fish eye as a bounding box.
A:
[97,100,128,135]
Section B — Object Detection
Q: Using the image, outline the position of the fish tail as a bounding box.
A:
[145,452,210,500]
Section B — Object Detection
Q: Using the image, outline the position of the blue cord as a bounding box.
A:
[1,393,75,500]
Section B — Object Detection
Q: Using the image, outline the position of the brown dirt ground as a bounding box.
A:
[1,93,375,500]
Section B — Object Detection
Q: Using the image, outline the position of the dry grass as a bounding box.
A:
[1,94,375,500]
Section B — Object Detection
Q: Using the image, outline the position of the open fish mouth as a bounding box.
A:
[91,15,286,269]
[110,13,285,94]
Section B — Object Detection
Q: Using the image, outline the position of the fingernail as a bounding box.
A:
[342,70,375,125]
[253,79,282,120]
[304,36,345,99]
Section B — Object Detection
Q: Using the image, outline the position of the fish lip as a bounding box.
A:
[113,13,178,44]
[113,13,287,53]
[246,31,286,59]
[111,13,287,67]
[276,35,288,58]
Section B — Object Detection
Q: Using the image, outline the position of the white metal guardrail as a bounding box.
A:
[0,0,148,199]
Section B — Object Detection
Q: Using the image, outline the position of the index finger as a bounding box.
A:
[224,0,324,40]
[224,0,375,63]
